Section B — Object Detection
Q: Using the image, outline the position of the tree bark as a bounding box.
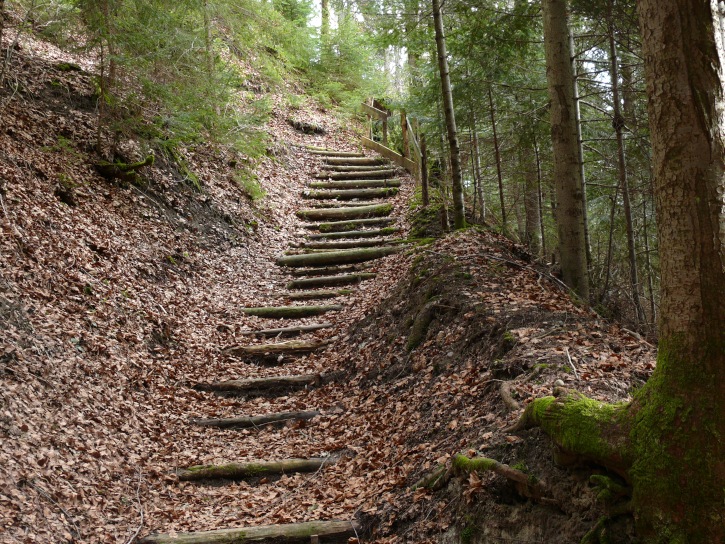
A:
[178,458,331,482]
[309,180,401,189]
[286,272,376,289]
[222,339,331,358]
[431,0,465,228]
[523,142,541,256]
[296,203,392,221]
[193,374,323,395]
[542,0,589,300]
[308,227,399,240]
[632,0,725,539]
[470,110,485,222]
[322,157,388,166]
[307,217,395,232]
[489,87,507,232]
[237,324,333,337]
[303,188,398,200]
[193,410,320,429]
[316,169,396,180]
[277,246,399,267]
[420,133,430,206]
[241,305,343,318]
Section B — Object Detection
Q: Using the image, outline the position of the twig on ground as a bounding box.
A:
[565,348,580,381]
[124,469,144,544]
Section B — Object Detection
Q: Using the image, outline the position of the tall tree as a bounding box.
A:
[518,1,724,540]
[431,0,465,229]
[542,0,589,299]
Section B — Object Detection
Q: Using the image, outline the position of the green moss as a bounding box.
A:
[453,454,497,472]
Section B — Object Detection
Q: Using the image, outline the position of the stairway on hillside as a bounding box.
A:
[139,146,406,544]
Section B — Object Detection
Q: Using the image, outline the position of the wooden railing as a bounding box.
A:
[361,98,421,180]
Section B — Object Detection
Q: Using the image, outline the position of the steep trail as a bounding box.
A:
[137,145,411,542]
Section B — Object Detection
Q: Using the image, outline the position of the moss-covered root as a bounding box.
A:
[177,457,330,482]
[406,300,441,351]
[510,391,632,479]
[452,454,550,502]
[411,464,450,491]
[95,155,154,182]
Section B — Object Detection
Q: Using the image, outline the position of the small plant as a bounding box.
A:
[234,171,265,202]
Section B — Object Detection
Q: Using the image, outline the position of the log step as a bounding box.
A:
[238,323,334,337]
[192,410,320,429]
[323,156,388,166]
[316,169,396,180]
[303,217,396,232]
[284,289,351,300]
[299,239,398,250]
[277,246,399,268]
[242,305,343,318]
[177,457,332,482]
[140,520,361,544]
[288,264,370,277]
[296,203,392,221]
[287,273,376,290]
[193,373,322,395]
[308,227,399,240]
[309,179,401,189]
[319,165,394,172]
[302,188,398,200]
[223,339,331,357]
[309,150,365,157]
[304,200,387,209]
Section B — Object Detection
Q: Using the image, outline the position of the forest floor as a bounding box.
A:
[1,29,655,544]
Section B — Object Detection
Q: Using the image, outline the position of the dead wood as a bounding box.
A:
[299,239,397,250]
[308,227,399,240]
[139,519,361,544]
[284,290,350,300]
[296,203,392,221]
[237,323,334,337]
[302,188,398,200]
[288,264,370,276]
[303,217,395,232]
[241,305,343,318]
[177,457,332,482]
[316,169,396,180]
[192,410,320,429]
[287,273,376,290]
[277,246,399,267]
[323,157,387,166]
[223,339,331,357]
[309,179,401,189]
[193,374,323,395]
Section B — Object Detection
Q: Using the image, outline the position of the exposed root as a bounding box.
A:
[499,381,521,412]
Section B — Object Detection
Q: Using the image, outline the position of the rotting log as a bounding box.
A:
[308,227,399,240]
[299,239,397,250]
[316,169,396,180]
[192,410,320,429]
[193,374,323,395]
[139,519,361,544]
[324,157,388,166]
[178,457,331,482]
[287,272,376,290]
[303,188,398,201]
[289,264,370,276]
[285,290,351,300]
[277,246,399,267]
[296,203,392,221]
[242,305,343,318]
[223,339,331,357]
[238,323,334,337]
[308,179,401,189]
[308,150,365,157]
[304,217,395,232]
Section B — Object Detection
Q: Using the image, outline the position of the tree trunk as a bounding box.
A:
[523,142,541,256]
[420,133,430,206]
[542,0,589,300]
[608,15,646,324]
[534,135,547,258]
[632,0,725,538]
[470,110,485,222]
[431,0,465,228]
[489,87,507,232]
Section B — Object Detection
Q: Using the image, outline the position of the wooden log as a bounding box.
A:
[193,374,322,394]
[308,150,365,157]
[323,157,388,166]
[285,290,351,300]
[237,323,334,337]
[296,203,392,221]
[242,305,343,318]
[302,188,398,201]
[304,200,386,209]
[223,339,331,357]
[299,239,396,250]
[192,410,320,429]
[308,179,401,189]
[139,520,361,544]
[308,227,399,240]
[277,246,399,267]
[320,165,395,172]
[316,169,396,180]
[287,273,376,290]
[288,264,369,276]
[178,457,331,482]
[303,217,395,232]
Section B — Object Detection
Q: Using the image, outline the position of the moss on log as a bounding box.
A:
[300,239,398,250]
[296,203,392,221]
[321,165,395,172]
[289,264,370,276]
[241,305,343,318]
[308,150,365,157]
[323,157,388,166]
[223,339,331,357]
[139,519,361,544]
[287,273,376,290]
[308,217,395,232]
[237,323,333,337]
[277,246,399,267]
[309,179,401,189]
[316,169,396,180]
[303,188,398,200]
[192,410,320,429]
[95,155,154,182]
[285,289,351,300]
[178,457,331,481]
[193,374,322,395]
[309,227,399,240]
